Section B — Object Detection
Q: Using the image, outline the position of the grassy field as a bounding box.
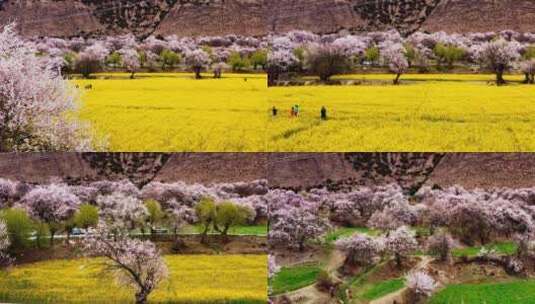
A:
[358,278,404,300]
[75,73,535,152]
[75,73,267,152]
[0,255,267,303]
[180,224,267,236]
[429,280,535,304]
[452,241,517,257]
[267,74,535,152]
[269,263,321,295]
[324,227,378,245]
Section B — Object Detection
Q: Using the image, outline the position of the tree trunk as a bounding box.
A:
[50,230,55,247]
[395,253,402,268]
[524,73,530,84]
[135,290,149,304]
[267,68,280,87]
[195,68,202,79]
[130,71,135,79]
[393,73,401,85]
[201,224,209,244]
[496,71,506,85]
[222,226,230,242]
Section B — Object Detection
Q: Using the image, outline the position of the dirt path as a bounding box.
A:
[278,249,346,304]
[283,284,335,304]
[368,256,433,304]
[327,249,345,281]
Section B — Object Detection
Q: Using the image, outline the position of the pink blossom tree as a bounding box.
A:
[269,205,328,251]
[96,192,148,233]
[21,184,81,245]
[368,200,417,231]
[266,49,298,86]
[382,42,409,85]
[520,59,535,84]
[336,234,383,267]
[76,43,109,78]
[405,271,438,303]
[0,178,16,208]
[268,254,280,280]
[85,225,168,304]
[163,199,197,237]
[330,199,364,226]
[383,226,418,268]
[185,49,211,79]
[426,231,455,262]
[0,23,97,151]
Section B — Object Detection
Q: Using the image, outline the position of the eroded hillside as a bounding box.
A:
[1,0,534,38]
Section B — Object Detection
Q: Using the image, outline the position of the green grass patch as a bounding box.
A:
[452,241,517,257]
[324,227,378,244]
[360,278,405,300]
[269,263,321,295]
[181,224,267,236]
[429,280,535,304]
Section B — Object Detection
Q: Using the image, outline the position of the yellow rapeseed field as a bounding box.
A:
[267,74,535,151]
[75,73,535,152]
[0,254,267,303]
[75,73,268,152]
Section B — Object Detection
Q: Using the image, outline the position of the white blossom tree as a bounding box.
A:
[119,48,141,79]
[0,23,98,151]
[476,39,521,85]
[0,219,12,267]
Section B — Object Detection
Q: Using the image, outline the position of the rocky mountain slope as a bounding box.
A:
[1,153,535,192]
[1,0,534,38]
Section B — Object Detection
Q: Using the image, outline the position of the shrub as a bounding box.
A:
[250,49,267,70]
[195,198,216,243]
[0,208,33,250]
[159,49,180,70]
[433,43,466,69]
[227,51,250,72]
[214,201,252,238]
[145,199,164,233]
[365,46,380,65]
[74,204,99,230]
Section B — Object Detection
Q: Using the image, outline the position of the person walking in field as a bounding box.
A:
[290,106,295,117]
[321,106,327,120]
[272,106,278,117]
[294,104,300,117]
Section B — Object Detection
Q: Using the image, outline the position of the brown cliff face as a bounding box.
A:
[1,0,534,38]
[1,153,535,192]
